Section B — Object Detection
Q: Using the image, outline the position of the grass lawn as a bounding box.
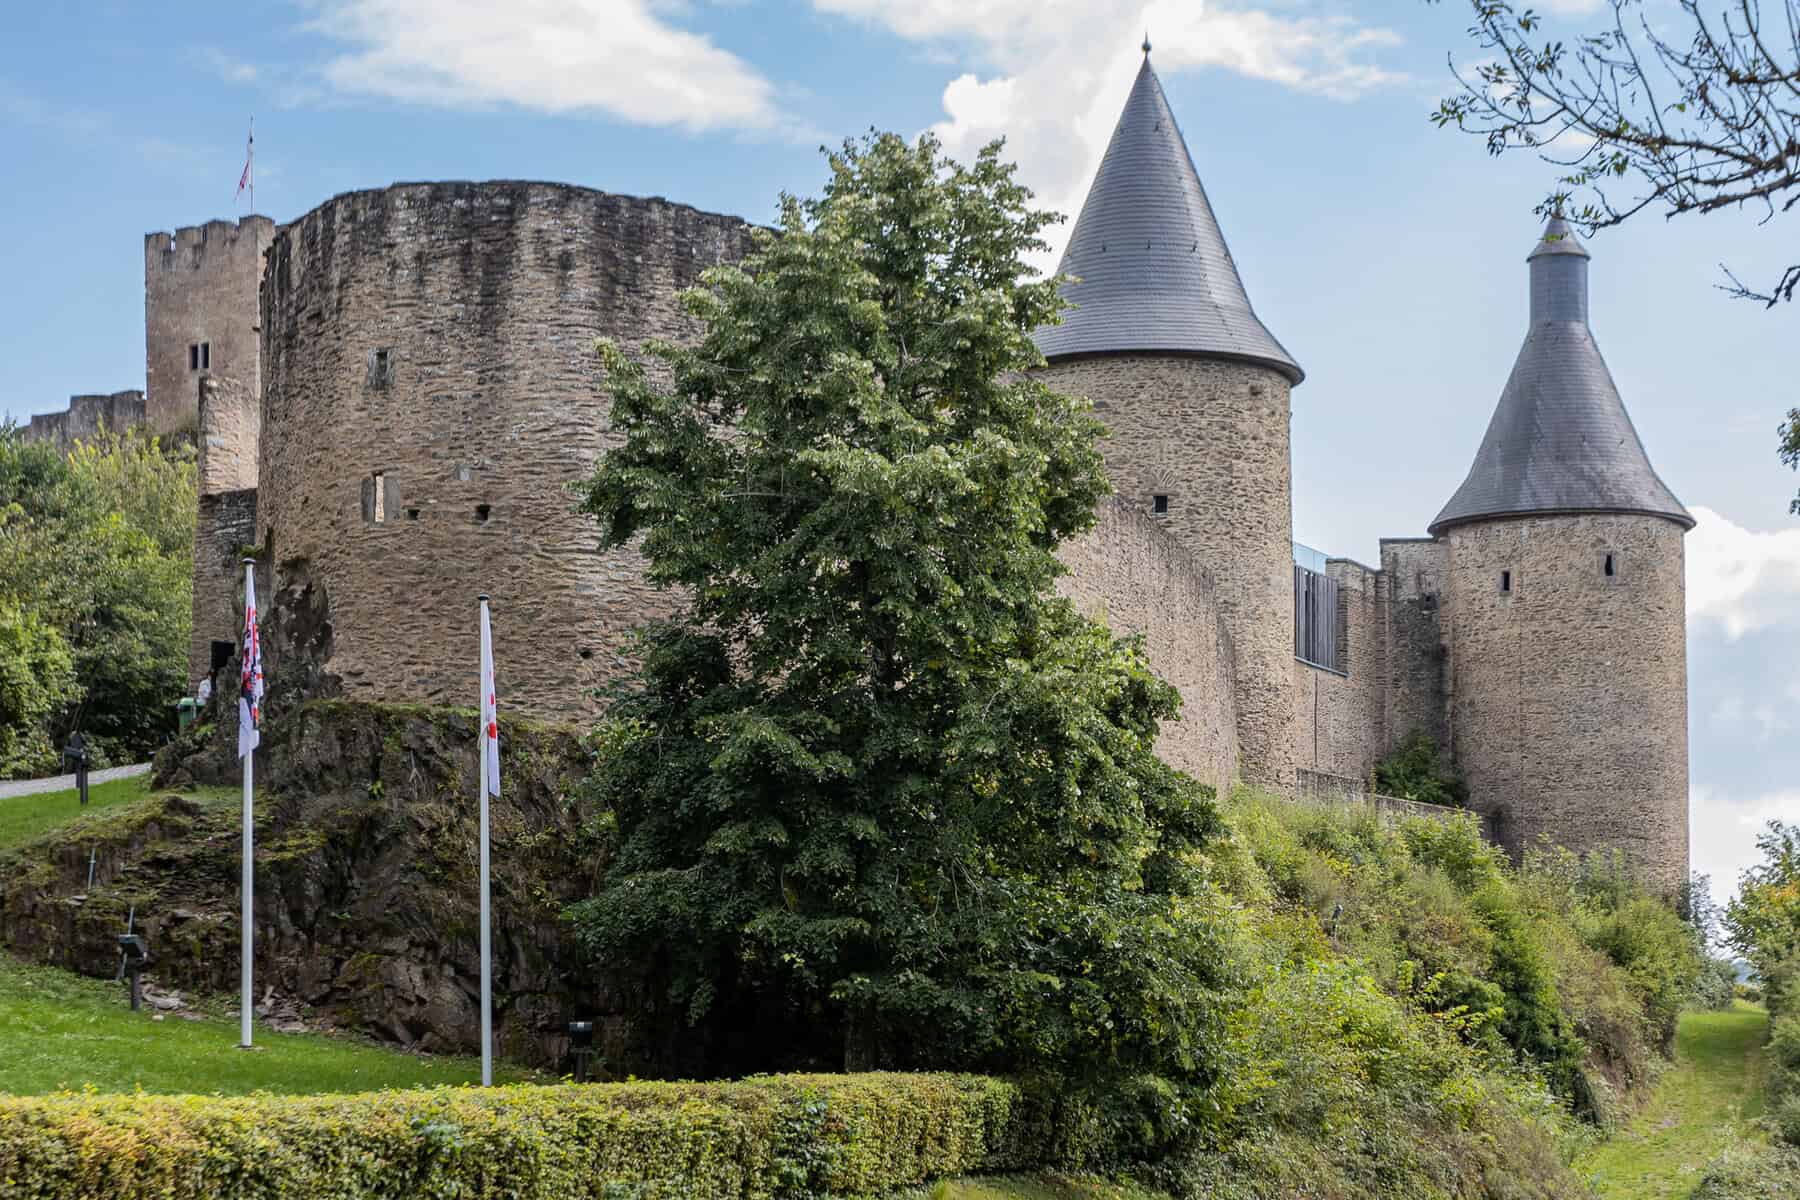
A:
[1580,1002,1771,1200]
[0,774,157,851]
[0,953,537,1096]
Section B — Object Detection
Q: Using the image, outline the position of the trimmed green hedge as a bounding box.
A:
[0,1073,1034,1199]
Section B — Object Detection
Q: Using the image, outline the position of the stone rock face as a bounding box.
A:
[256,182,756,724]
[1,702,655,1071]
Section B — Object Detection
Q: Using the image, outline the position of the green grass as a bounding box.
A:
[1580,1002,1772,1200]
[0,954,537,1096]
[0,774,156,851]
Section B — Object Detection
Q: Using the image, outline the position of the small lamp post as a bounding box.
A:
[567,1020,595,1083]
[63,732,89,806]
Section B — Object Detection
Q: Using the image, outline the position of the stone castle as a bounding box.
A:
[22,50,1691,891]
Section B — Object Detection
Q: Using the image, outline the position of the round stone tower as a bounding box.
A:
[257,181,754,721]
[1034,46,1304,789]
[1432,218,1691,892]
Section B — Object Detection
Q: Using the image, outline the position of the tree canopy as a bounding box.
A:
[569,132,1238,1148]
[0,425,195,774]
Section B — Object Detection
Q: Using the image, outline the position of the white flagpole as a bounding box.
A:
[240,558,255,1049]
[478,594,493,1087]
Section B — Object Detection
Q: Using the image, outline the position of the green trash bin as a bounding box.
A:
[176,697,200,731]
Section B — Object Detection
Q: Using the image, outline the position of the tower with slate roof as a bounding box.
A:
[1431,217,1691,890]
[1035,44,1305,789]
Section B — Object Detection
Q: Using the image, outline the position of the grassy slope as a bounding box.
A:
[0,775,156,850]
[0,953,538,1095]
[1580,1003,1771,1200]
[905,1176,1170,1199]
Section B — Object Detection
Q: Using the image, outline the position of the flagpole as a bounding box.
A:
[478,594,493,1087]
[240,558,255,1049]
[248,116,254,213]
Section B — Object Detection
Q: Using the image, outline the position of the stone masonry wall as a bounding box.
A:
[197,374,257,494]
[1381,537,1451,752]
[145,216,274,435]
[1444,514,1689,892]
[1292,557,1386,781]
[189,488,258,687]
[1039,354,1295,789]
[20,391,146,445]
[258,182,755,721]
[1056,497,1239,798]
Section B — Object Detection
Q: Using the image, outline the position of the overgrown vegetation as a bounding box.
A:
[0,425,196,775]
[1374,729,1467,807]
[1697,820,1800,1190]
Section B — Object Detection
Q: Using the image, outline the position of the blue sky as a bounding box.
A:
[2,0,1793,900]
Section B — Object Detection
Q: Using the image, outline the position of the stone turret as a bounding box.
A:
[1433,218,1691,891]
[1034,45,1303,788]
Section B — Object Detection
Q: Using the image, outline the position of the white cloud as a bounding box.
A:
[304,0,783,134]
[811,0,1406,265]
[200,47,259,84]
[1686,504,1800,640]
[1690,785,1797,901]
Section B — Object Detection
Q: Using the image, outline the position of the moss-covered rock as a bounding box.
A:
[3,699,634,1070]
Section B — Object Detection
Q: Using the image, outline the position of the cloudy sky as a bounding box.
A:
[1,0,1792,898]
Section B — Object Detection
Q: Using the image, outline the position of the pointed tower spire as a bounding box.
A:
[1032,54,1302,383]
[1429,218,1690,534]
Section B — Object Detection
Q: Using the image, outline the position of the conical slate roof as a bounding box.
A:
[1032,53,1302,383]
[1429,218,1691,535]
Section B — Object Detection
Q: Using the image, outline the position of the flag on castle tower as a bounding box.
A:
[235,120,253,204]
[238,569,263,759]
[479,601,499,797]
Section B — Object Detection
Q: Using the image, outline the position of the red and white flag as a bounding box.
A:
[479,600,499,797]
[235,121,253,203]
[239,570,263,758]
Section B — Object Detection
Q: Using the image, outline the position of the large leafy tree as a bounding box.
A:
[0,425,195,772]
[571,133,1238,1140]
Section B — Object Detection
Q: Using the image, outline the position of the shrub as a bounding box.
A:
[1689,1142,1800,1198]
[1692,958,1740,1010]
[1374,730,1467,808]
[0,1073,1034,1200]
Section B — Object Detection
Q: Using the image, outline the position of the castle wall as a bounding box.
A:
[190,488,259,688]
[1039,354,1295,789]
[1381,537,1451,750]
[1292,557,1387,781]
[21,391,146,446]
[257,181,755,721]
[1056,498,1239,798]
[1444,513,1688,891]
[145,216,273,435]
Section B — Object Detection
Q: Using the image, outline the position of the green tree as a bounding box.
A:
[1374,728,1467,807]
[570,132,1239,1146]
[0,598,78,777]
[0,425,194,770]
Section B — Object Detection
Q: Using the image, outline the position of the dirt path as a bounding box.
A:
[1581,1003,1771,1200]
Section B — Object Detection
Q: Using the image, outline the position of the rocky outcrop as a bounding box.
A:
[0,701,649,1072]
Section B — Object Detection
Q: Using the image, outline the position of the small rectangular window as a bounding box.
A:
[200,342,211,369]
[1500,570,1512,594]
[1152,494,1169,514]
[1604,553,1616,578]
[372,471,386,523]
[369,348,393,390]
[188,344,199,370]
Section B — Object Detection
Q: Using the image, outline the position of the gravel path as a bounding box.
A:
[0,762,152,801]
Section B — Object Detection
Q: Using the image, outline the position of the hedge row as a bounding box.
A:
[0,1073,1037,1199]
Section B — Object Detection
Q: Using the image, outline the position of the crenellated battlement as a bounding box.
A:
[144,215,276,273]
